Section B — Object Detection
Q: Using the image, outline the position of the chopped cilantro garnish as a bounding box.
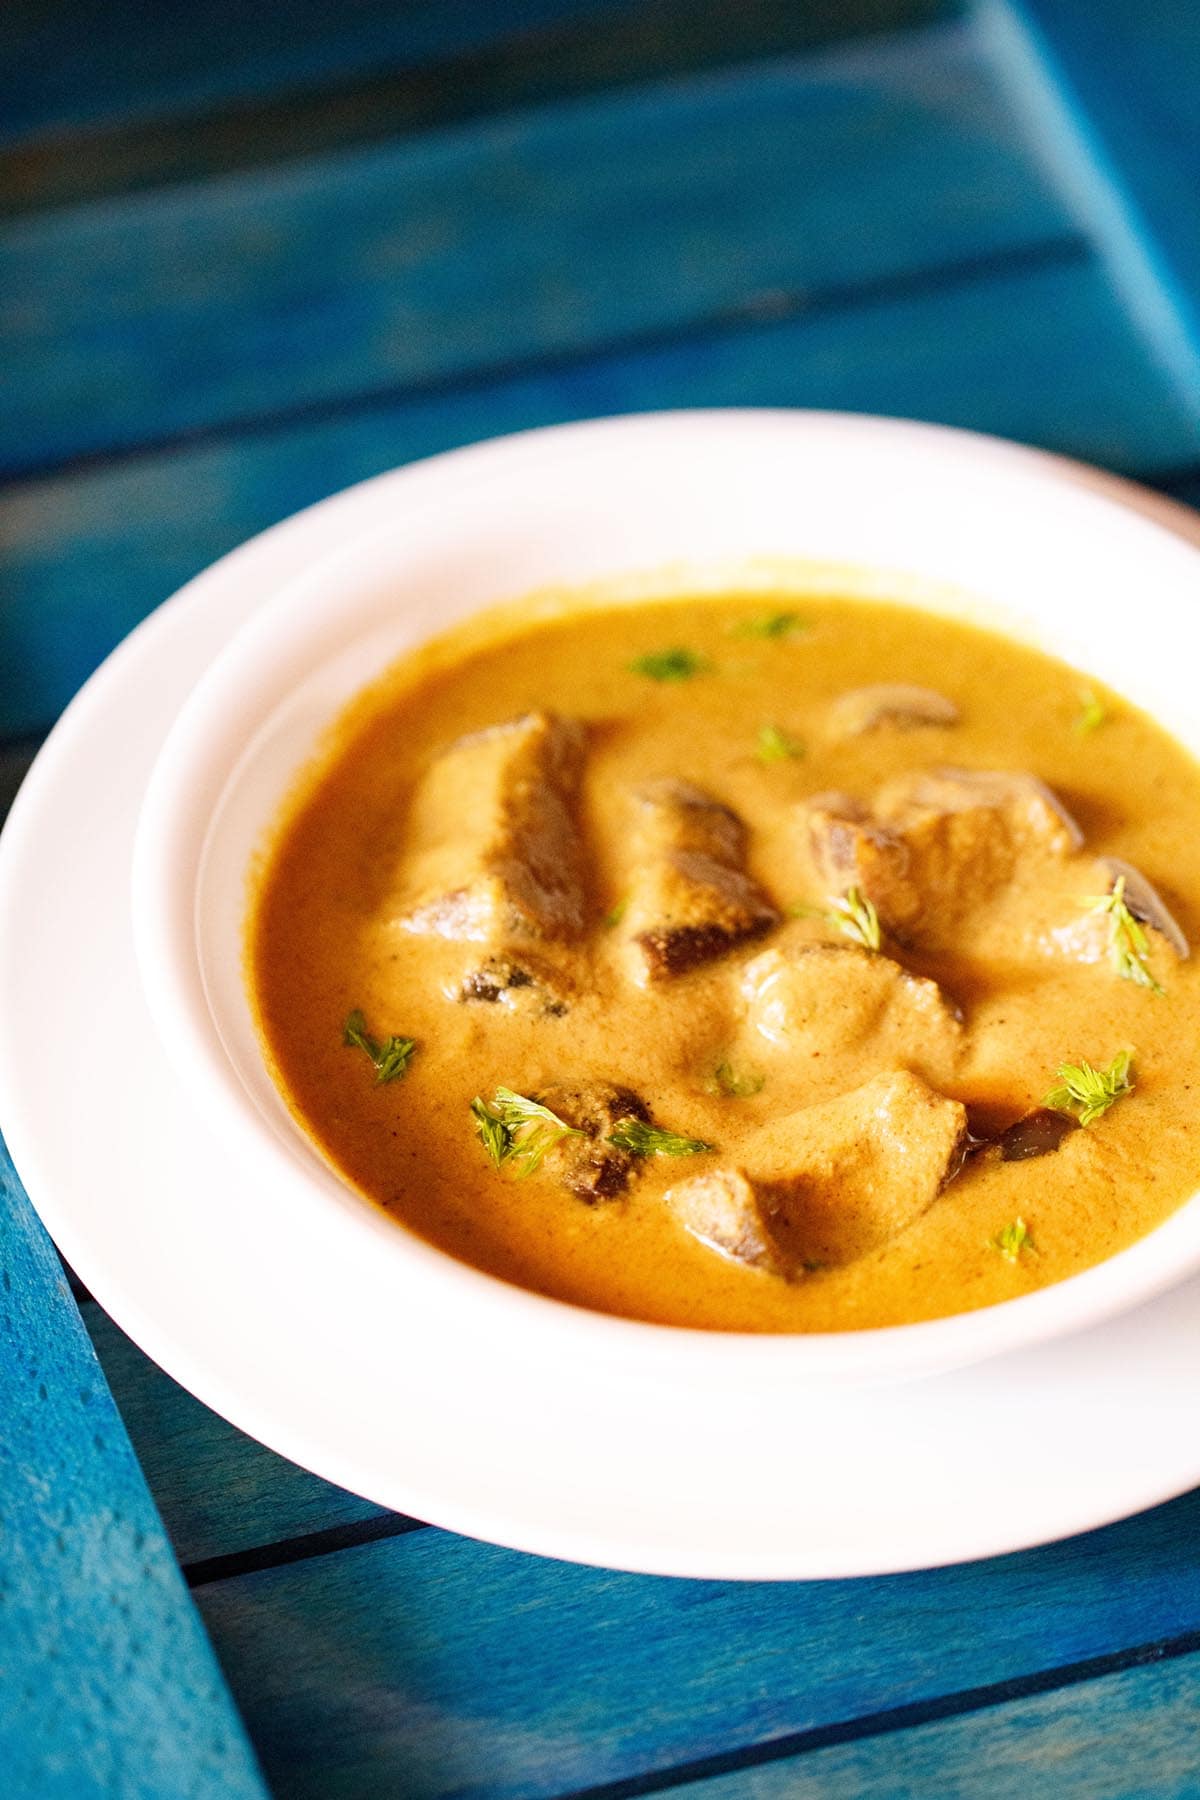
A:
[471,1087,583,1175]
[1074,688,1108,734]
[1084,877,1164,995]
[607,1117,713,1157]
[711,1060,765,1098]
[756,722,805,763]
[628,646,711,682]
[794,886,881,951]
[1045,1051,1133,1126]
[728,610,810,641]
[343,1009,417,1084]
[989,1218,1038,1263]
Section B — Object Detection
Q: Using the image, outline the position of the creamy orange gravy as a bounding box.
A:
[249,595,1200,1331]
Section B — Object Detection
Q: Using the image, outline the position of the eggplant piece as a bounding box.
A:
[399,712,588,945]
[666,1070,968,1274]
[454,955,570,1017]
[801,767,1082,944]
[829,683,959,736]
[624,779,778,981]
[800,792,918,931]
[992,1108,1079,1162]
[538,1081,651,1201]
[883,767,1083,854]
[662,1167,791,1276]
[740,941,961,1070]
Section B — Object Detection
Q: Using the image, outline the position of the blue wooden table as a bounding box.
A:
[4,3,1200,1793]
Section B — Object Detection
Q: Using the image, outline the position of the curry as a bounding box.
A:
[248,594,1200,1332]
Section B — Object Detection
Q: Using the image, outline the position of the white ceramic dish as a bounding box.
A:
[134,410,1200,1387]
[3,412,1200,1578]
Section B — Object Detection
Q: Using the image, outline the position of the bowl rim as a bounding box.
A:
[129,406,1200,1385]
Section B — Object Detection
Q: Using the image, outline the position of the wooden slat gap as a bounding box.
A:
[0,0,956,220]
[0,732,44,827]
[60,1255,93,1305]
[547,1627,1200,1800]
[1149,457,1200,497]
[0,229,1088,494]
[183,1510,432,1588]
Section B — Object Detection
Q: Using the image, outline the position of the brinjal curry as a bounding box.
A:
[248,595,1200,1332]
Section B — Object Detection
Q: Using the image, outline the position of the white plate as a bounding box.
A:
[4,413,1200,1580]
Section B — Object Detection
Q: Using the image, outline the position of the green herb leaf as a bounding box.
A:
[472,1086,583,1175]
[834,887,881,951]
[1045,1050,1134,1126]
[471,1096,512,1169]
[989,1217,1037,1263]
[343,1009,417,1084]
[607,1117,713,1157]
[1074,688,1108,734]
[374,1037,418,1082]
[602,898,628,929]
[792,886,882,951]
[728,610,810,641]
[1084,877,1165,995]
[756,722,805,764]
[710,1060,765,1098]
[343,1008,375,1057]
[628,646,711,682]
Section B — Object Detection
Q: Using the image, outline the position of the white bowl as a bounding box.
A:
[132,410,1200,1390]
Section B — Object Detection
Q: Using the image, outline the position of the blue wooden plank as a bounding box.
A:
[0,0,618,143]
[1016,0,1200,366]
[655,1654,1200,1799]
[193,1487,1200,1800]
[976,0,1200,462]
[81,1301,389,1566]
[0,3,957,218]
[0,17,1075,476]
[0,1145,266,1798]
[2,246,1196,738]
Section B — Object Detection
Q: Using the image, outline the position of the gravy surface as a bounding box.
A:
[249,595,1200,1331]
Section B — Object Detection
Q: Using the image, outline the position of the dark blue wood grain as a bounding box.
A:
[658,1653,1200,1799]
[0,2,957,218]
[0,18,1073,477]
[0,1148,266,1798]
[81,1302,389,1566]
[193,1488,1200,1800]
[3,248,1197,739]
[0,0,617,142]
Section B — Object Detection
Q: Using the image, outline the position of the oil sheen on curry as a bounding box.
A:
[249,594,1200,1332]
